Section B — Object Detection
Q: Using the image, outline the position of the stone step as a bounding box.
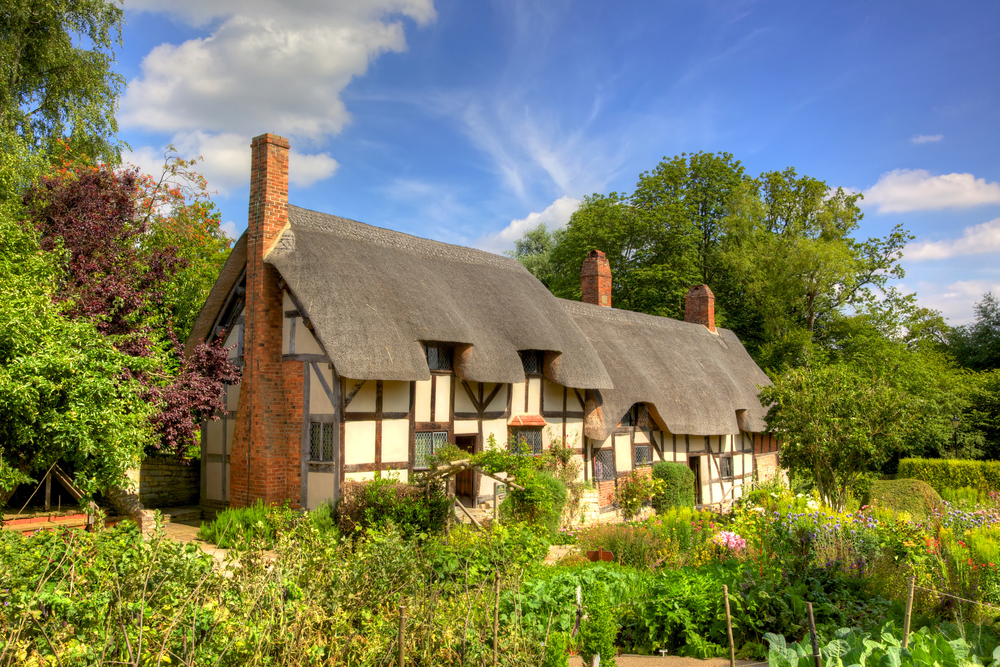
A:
[157,506,203,524]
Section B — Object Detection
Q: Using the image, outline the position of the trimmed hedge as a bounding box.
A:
[897,458,1000,494]
[863,479,942,520]
[651,461,695,511]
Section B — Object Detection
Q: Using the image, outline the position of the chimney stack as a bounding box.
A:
[684,285,716,332]
[249,133,290,256]
[581,250,612,307]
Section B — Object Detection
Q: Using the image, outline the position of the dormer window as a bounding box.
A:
[620,403,649,428]
[425,344,453,372]
[519,350,543,376]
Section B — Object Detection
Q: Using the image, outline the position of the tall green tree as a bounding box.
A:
[949,292,1000,371]
[505,222,560,290]
[0,0,125,162]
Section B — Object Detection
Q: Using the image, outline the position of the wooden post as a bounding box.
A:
[902,575,916,649]
[44,472,52,511]
[398,605,406,667]
[493,571,500,667]
[723,585,736,667]
[807,602,821,667]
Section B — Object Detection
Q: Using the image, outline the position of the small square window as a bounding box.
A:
[425,344,453,371]
[593,449,615,481]
[309,423,336,462]
[621,404,649,428]
[519,350,543,375]
[720,455,734,479]
[634,444,651,466]
[510,428,543,456]
[415,431,449,469]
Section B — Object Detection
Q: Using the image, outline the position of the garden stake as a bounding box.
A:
[398,605,406,667]
[807,602,821,667]
[493,571,500,667]
[903,575,915,649]
[723,585,736,667]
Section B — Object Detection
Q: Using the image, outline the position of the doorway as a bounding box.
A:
[689,456,702,505]
[455,435,477,502]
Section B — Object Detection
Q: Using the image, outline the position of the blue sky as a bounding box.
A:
[117,0,1000,324]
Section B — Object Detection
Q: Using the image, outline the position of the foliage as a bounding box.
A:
[197,499,301,549]
[502,471,568,538]
[765,624,978,667]
[616,469,663,520]
[864,479,942,520]
[761,359,908,510]
[0,0,125,162]
[541,630,570,667]
[949,292,1000,372]
[579,583,619,666]
[0,140,155,502]
[24,159,240,458]
[652,461,695,510]
[335,476,451,538]
[898,458,1000,494]
[505,222,560,289]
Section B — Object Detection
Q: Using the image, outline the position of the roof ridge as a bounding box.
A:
[288,205,525,272]
[558,298,730,335]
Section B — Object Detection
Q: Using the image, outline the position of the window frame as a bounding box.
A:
[633,443,652,467]
[425,344,454,373]
[720,454,734,479]
[309,422,337,462]
[414,430,449,470]
[518,350,544,376]
[593,448,615,481]
[509,427,543,456]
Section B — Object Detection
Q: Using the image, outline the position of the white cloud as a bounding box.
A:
[906,279,1000,325]
[864,169,1000,213]
[476,195,580,254]
[219,220,238,238]
[904,218,1000,261]
[121,0,433,189]
[910,134,943,144]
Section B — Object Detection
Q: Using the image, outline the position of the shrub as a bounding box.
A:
[864,479,942,520]
[308,500,338,536]
[617,469,662,520]
[335,476,451,537]
[651,461,695,511]
[578,523,663,569]
[579,584,618,666]
[541,631,570,667]
[502,471,568,537]
[898,458,1000,494]
[197,499,296,548]
[941,486,981,505]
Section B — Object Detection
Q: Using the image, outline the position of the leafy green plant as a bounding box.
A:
[765,624,974,667]
[899,457,1000,494]
[197,499,297,548]
[580,584,618,666]
[652,461,696,510]
[541,631,570,667]
[335,475,451,538]
[616,469,662,520]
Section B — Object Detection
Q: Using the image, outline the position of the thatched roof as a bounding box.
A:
[263,206,613,387]
[185,233,247,358]
[562,299,771,441]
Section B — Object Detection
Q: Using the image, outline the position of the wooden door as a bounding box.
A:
[455,435,477,499]
[689,456,702,505]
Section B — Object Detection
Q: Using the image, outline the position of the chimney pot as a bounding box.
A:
[581,250,612,307]
[684,284,716,332]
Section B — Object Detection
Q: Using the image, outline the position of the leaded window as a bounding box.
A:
[593,449,615,481]
[425,344,453,371]
[510,428,543,456]
[621,403,649,428]
[634,444,651,466]
[309,422,336,461]
[519,350,543,375]
[720,455,734,479]
[415,431,448,469]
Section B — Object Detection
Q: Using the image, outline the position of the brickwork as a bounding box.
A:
[755,452,780,481]
[753,432,779,455]
[138,456,199,508]
[596,479,616,507]
[229,133,304,508]
[684,284,716,332]
[581,250,612,308]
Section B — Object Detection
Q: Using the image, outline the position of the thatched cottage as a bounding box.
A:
[186,133,779,516]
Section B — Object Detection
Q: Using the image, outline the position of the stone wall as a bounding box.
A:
[139,456,200,508]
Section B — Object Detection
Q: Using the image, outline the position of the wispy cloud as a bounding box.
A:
[904,218,1000,261]
[476,195,580,254]
[910,134,943,144]
[863,169,1000,213]
[905,279,1000,325]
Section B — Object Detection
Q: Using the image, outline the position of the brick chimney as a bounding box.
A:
[230,133,303,508]
[581,250,612,307]
[684,284,716,332]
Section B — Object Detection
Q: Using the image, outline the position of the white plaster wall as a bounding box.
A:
[310,365,336,414]
[454,382,476,412]
[564,418,583,449]
[527,378,541,414]
[614,434,631,473]
[206,462,224,501]
[414,380,431,422]
[434,376,451,423]
[454,420,478,435]
[382,419,409,462]
[383,382,410,412]
[486,383,506,411]
[206,420,224,455]
[346,380,376,413]
[510,382,526,416]
[345,471,375,482]
[542,379,562,411]
[307,472,336,510]
[344,422,376,465]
